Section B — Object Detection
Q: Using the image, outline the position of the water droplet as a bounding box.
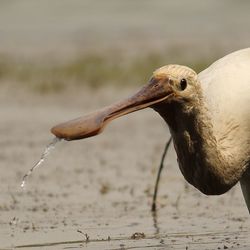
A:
[21,137,62,189]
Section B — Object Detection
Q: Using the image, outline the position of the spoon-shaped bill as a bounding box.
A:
[51,79,172,141]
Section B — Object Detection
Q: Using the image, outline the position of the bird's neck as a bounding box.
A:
[153,94,244,195]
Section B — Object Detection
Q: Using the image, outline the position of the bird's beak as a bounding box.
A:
[51,78,172,141]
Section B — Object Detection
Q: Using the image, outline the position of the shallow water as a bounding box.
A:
[3,209,250,250]
[0,88,249,250]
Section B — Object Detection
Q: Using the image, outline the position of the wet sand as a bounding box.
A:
[0,85,249,249]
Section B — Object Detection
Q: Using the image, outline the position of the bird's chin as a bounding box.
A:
[51,79,173,141]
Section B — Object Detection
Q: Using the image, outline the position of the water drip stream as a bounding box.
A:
[21,137,62,189]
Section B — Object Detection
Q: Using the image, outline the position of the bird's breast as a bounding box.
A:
[172,131,237,195]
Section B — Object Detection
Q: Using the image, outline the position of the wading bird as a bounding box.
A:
[51,48,250,213]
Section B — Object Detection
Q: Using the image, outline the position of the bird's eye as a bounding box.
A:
[180,79,187,90]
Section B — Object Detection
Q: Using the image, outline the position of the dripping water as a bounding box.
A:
[21,137,62,189]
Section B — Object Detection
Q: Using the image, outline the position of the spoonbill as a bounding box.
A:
[51,48,250,213]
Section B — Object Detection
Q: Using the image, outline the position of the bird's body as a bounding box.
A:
[200,48,250,164]
[200,49,250,206]
[201,49,250,185]
[52,48,250,213]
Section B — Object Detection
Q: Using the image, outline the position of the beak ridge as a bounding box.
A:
[51,79,172,140]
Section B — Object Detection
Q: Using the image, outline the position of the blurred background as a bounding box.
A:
[0,0,250,92]
[0,1,250,249]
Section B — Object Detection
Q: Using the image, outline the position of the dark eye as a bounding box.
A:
[180,78,187,90]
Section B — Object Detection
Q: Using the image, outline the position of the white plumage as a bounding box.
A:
[199,48,250,210]
[199,49,250,156]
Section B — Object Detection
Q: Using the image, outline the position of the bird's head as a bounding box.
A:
[152,65,198,102]
[51,65,199,140]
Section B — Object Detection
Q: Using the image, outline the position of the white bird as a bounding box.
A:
[51,48,250,212]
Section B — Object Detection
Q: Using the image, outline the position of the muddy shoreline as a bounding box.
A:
[0,86,249,249]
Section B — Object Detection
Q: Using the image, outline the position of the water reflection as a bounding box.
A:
[151,210,160,236]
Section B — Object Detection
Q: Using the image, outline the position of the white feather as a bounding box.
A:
[198,48,250,160]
